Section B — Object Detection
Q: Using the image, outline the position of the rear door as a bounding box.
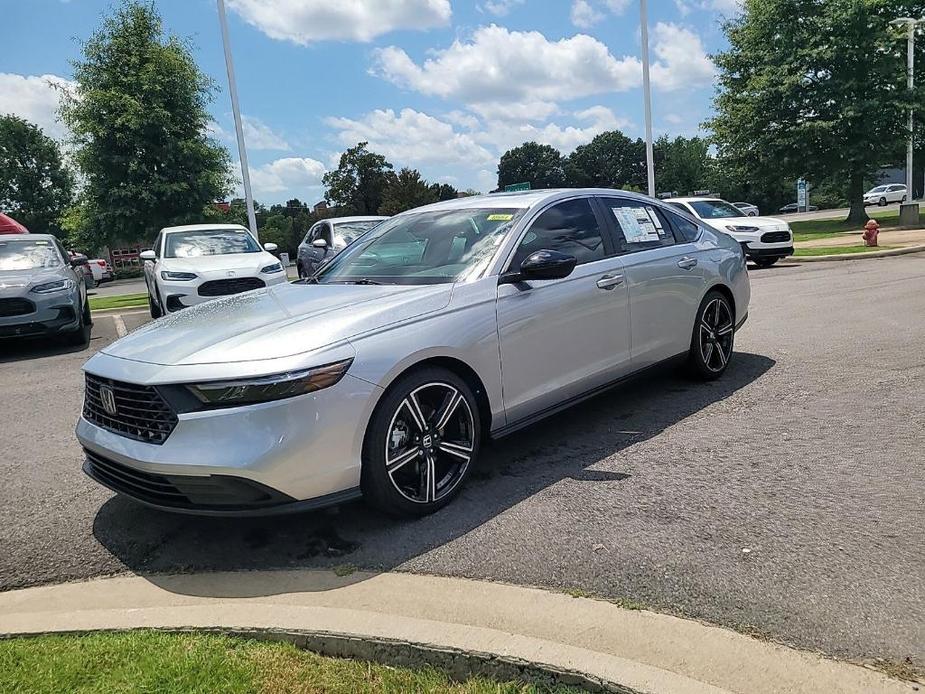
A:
[598,197,707,369]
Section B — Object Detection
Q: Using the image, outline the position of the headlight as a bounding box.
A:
[186,359,353,407]
[260,262,284,274]
[726,225,760,232]
[31,279,75,294]
[161,271,198,281]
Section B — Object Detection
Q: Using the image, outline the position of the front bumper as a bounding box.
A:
[76,368,383,515]
[740,243,794,258]
[161,272,288,313]
[0,290,81,339]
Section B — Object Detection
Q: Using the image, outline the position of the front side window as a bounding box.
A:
[509,198,605,270]
[164,229,260,258]
[316,208,524,285]
[0,238,63,271]
[688,200,746,219]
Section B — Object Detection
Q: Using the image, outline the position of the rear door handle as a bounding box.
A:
[678,256,698,270]
[596,274,624,290]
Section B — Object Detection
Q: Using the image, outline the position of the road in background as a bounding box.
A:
[778,201,907,222]
[1,254,923,669]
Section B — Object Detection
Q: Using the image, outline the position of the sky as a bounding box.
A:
[0,0,739,205]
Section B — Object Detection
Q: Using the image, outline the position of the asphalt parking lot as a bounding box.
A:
[1,255,923,670]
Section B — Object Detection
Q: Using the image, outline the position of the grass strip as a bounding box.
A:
[793,244,899,257]
[89,293,149,311]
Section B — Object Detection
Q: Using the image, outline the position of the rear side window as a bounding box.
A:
[603,199,676,253]
[510,198,606,269]
[664,210,701,242]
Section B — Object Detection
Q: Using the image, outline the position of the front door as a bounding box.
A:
[496,197,632,424]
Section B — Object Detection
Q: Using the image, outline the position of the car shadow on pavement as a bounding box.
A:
[0,336,91,363]
[92,351,775,599]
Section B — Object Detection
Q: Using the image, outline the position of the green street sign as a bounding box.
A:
[504,182,531,192]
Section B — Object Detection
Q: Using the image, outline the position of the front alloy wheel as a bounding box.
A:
[688,291,735,380]
[362,367,480,515]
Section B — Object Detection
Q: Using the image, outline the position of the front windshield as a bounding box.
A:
[315,208,524,285]
[165,229,260,258]
[0,239,63,271]
[333,220,384,246]
[867,186,888,193]
[689,200,746,219]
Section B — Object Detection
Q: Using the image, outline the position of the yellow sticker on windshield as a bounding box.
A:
[487,213,514,221]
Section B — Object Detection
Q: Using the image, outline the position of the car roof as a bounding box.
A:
[664,197,725,204]
[0,232,57,241]
[326,216,389,224]
[161,223,251,234]
[399,188,659,215]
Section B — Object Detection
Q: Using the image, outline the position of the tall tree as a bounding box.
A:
[0,115,74,236]
[708,0,925,224]
[431,182,459,201]
[323,142,394,214]
[379,167,439,215]
[653,135,711,196]
[59,1,231,250]
[564,131,646,190]
[497,142,565,190]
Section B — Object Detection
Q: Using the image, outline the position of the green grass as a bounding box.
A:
[89,293,148,311]
[793,244,898,257]
[0,631,583,694]
[790,208,924,236]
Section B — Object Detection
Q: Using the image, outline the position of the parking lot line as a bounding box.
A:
[111,314,127,338]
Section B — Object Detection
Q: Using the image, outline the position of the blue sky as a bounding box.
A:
[0,0,738,204]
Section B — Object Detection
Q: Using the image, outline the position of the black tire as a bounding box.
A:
[148,288,162,319]
[753,256,779,268]
[362,367,481,517]
[688,291,735,381]
[297,263,305,280]
[879,197,887,206]
[902,195,907,203]
[62,300,91,347]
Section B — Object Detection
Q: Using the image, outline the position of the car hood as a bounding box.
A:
[702,215,789,233]
[101,282,453,365]
[160,252,277,272]
[0,267,67,292]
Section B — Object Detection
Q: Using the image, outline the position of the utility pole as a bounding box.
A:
[891,17,924,200]
[217,0,258,240]
[640,0,655,198]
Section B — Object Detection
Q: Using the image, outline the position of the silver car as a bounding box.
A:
[1,234,92,344]
[296,216,388,278]
[77,189,749,516]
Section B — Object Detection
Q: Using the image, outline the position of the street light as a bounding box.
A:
[640,0,655,197]
[890,17,925,201]
[216,0,258,240]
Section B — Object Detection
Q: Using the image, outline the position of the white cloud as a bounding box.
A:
[649,22,715,90]
[675,0,740,16]
[242,116,290,150]
[325,108,495,168]
[226,0,451,44]
[0,73,74,141]
[247,157,326,196]
[474,105,631,154]
[570,0,603,29]
[479,0,524,16]
[372,25,642,108]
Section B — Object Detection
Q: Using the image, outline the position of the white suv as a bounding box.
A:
[141,224,288,317]
[863,184,907,207]
[667,197,793,268]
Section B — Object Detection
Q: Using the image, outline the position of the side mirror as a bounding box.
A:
[264,242,278,252]
[139,250,156,261]
[69,254,89,267]
[500,249,577,284]
[312,238,328,248]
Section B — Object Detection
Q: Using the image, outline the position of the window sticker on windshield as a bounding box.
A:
[34,240,50,245]
[487,213,514,222]
[612,207,660,243]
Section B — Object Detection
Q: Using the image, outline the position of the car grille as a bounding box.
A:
[761,231,791,243]
[83,449,290,511]
[198,277,265,297]
[0,297,35,317]
[83,374,178,445]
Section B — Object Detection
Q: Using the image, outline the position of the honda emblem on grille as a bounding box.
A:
[99,385,118,416]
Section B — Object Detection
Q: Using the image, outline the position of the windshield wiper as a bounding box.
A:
[336,278,383,285]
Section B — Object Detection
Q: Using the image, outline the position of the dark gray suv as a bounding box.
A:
[0,234,91,344]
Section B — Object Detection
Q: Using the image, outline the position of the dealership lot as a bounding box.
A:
[0,255,923,668]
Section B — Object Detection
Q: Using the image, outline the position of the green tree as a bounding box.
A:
[708,0,925,224]
[380,167,440,215]
[323,142,394,214]
[497,142,565,190]
[653,135,711,196]
[0,115,74,236]
[564,131,646,189]
[59,1,231,250]
[431,182,459,201]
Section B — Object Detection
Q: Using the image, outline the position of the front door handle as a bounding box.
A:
[596,274,624,290]
[678,256,698,270]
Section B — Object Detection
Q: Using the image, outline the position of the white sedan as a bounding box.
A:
[141,224,288,318]
[863,184,907,207]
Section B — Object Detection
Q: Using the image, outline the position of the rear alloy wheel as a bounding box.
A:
[362,367,480,516]
[688,291,735,380]
[753,256,779,268]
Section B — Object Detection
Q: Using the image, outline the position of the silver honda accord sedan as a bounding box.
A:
[77,189,750,516]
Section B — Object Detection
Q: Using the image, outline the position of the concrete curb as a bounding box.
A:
[791,244,925,262]
[0,570,915,694]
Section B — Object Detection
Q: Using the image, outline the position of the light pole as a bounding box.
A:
[217,0,258,240]
[891,17,924,201]
[640,0,655,197]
